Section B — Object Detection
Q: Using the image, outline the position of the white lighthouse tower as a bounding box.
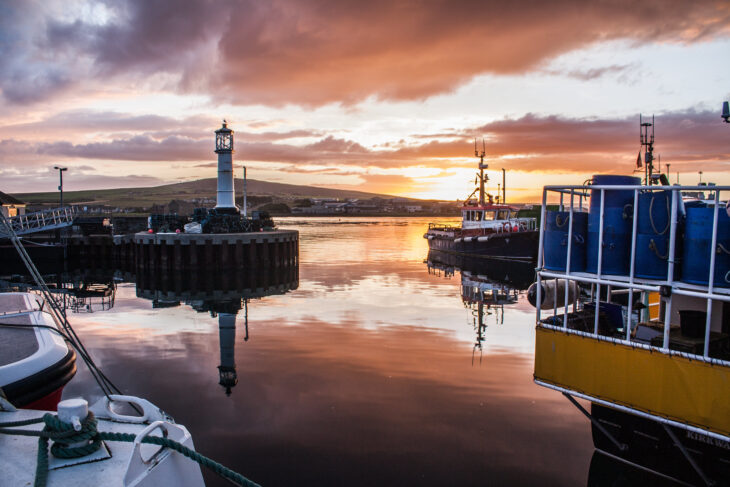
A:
[217,311,238,396]
[214,120,238,213]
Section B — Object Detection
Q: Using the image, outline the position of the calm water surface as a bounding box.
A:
[64,217,596,486]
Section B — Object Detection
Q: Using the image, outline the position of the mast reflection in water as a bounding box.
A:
[426,250,534,363]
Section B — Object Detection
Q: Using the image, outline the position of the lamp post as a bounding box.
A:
[53,166,67,207]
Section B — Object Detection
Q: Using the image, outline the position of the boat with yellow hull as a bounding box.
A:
[532,180,730,485]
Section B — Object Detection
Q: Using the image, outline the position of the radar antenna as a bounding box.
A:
[639,114,655,185]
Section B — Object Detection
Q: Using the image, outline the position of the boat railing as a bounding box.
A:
[536,184,730,366]
[427,222,461,231]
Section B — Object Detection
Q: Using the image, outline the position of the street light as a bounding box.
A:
[53,166,67,207]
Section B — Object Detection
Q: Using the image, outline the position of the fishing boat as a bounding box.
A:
[531,175,730,485]
[0,292,76,410]
[424,142,538,262]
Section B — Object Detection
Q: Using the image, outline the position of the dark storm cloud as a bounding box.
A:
[0,1,75,104]
[2,0,729,106]
[45,0,225,78]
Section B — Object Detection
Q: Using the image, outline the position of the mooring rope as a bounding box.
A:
[0,413,261,487]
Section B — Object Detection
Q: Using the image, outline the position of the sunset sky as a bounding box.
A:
[1,0,729,202]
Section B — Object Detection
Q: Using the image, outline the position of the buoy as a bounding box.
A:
[527,279,579,309]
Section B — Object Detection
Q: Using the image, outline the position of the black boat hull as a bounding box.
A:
[591,403,730,485]
[426,230,538,262]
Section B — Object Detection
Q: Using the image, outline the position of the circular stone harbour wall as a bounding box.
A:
[133,230,298,272]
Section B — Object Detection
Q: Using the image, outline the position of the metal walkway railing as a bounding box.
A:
[0,206,80,238]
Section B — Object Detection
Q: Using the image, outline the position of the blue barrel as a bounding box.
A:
[681,207,730,287]
[586,175,640,275]
[544,211,587,271]
[589,175,641,210]
[586,208,633,274]
[634,190,672,279]
[634,234,672,279]
[637,190,671,235]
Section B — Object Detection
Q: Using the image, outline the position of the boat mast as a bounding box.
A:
[475,138,487,205]
[639,114,655,185]
[502,168,506,205]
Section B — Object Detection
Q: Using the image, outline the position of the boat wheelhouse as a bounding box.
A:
[533,180,730,485]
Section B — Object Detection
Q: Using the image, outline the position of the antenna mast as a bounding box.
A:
[639,114,655,185]
[475,138,487,205]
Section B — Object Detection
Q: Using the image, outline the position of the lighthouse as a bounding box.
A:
[217,311,238,396]
[214,120,238,213]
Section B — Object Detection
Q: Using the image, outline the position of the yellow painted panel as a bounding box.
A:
[648,291,660,320]
[534,327,730,437]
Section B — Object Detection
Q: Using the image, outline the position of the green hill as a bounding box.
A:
[13,178,401,208]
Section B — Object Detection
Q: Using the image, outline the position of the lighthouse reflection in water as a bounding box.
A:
[135,266,298,396]
[426,251,534,363]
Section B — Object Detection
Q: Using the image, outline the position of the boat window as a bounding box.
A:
[474,211,482,221]
[463,211,470,221]
[497,210,508,220]
[483,211,495,221]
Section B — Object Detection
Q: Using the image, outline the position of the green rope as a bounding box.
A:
[0,412,261,487]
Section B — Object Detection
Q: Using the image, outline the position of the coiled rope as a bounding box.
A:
[0,412,260,487]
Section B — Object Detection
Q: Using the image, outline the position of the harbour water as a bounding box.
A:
[60,217,602,486]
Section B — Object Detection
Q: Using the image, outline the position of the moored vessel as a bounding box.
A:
[532,175,730,485]
[424,141,538,262]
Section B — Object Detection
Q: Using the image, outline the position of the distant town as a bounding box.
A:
[73,196,459,216]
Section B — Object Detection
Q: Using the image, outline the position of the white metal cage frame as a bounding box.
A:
[535,184,730,365]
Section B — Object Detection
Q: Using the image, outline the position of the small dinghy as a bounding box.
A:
[0,292,76,410]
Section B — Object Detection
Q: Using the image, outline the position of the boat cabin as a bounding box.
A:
[461,205,518,230]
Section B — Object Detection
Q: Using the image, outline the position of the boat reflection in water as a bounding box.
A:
[136,266,298,396]
[586,450,690,487]
[426,250,534,362]
[0,269,119,313]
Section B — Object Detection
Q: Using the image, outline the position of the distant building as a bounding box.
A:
[0,191,26,218]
